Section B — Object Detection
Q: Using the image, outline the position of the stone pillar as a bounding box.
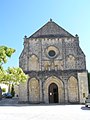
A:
[78,72,88,103]
[39,79,43,103]
[64,81,68,103]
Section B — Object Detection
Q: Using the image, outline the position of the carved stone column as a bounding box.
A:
[39,79,43,103]
[64,80,68,103]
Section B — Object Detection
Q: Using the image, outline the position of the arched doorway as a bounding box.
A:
[44,76,64,103]
[48,83,58,103]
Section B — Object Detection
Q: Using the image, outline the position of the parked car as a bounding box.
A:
[2,93,12,98]
[85,94,90,107]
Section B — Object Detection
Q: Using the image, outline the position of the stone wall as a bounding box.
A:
[25,70,84,103]
[19,21,87,104]
[78,72,88,103]
[14,85,19,97]
[68,76,79,103]
[19,36,86,72]
[19,82,28,102]
[29,78,40,103]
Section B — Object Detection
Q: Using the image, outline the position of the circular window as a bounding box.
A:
[48,50,56,57]
[45,46,59,59]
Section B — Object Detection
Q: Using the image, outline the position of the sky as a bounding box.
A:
[0,0,90,72]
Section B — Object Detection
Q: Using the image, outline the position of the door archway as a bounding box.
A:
[44,76,64,103]
[48,83,58,103]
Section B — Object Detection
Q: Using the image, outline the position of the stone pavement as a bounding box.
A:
[0,97,19,106]
[0,98,90,120]
[0,105,90,120]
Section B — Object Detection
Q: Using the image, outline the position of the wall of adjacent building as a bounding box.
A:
[19,82,28,102]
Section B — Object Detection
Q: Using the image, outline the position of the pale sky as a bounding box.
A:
[0,0,90,72]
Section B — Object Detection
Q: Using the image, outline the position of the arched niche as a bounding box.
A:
[29,55,39,71]
[66,55,76,69]
[68,76,79,103]
[29,78,40,103]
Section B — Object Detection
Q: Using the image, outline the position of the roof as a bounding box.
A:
[29,19,74,38]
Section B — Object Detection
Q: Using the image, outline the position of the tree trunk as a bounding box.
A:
[8,84,11,93]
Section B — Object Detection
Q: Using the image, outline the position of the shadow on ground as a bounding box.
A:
[81,106,90,110]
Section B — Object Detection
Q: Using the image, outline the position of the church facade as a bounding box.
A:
[19,19,88,104]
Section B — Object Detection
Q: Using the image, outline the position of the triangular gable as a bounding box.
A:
[29,19,74,38]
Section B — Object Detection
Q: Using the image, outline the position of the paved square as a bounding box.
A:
[0,104,90,120]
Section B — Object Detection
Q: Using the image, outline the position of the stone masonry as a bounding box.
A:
[19,19,88,104]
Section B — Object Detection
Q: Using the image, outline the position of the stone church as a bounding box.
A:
[19,19,88,104]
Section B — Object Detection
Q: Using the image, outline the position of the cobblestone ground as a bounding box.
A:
[0,98,90,120]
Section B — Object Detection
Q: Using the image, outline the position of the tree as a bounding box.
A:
[0,46,15,69]
[1,67,28,92]
[6,67,28,85]
[0,67,6,82]
[0,46,15,83]
[0,45,28,93]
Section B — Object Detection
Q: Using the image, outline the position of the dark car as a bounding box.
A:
[2,93,12,98]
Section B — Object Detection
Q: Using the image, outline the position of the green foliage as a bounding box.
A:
[2,88,6,92]
[1,67,29,85]
[7,67,29,85]
[0,46,15,68]
[0,45,28,92]
[0,68,6,82]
